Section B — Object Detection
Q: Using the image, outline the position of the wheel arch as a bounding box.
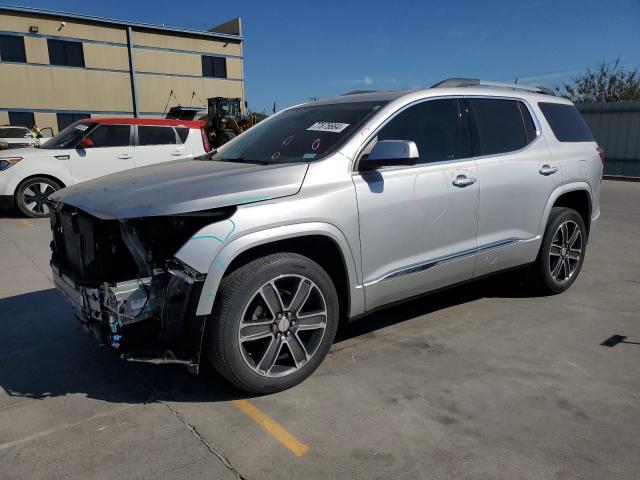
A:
[15,173,67,197]
[194,222,365,319]
[540,182,593,238]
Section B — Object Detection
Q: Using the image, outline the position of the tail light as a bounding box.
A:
[200,127,211,152]
[596,146,605,166]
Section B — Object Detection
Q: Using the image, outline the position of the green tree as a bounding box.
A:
[557,58,640,103]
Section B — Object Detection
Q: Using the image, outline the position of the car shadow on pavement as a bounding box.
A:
[0,272,542,404]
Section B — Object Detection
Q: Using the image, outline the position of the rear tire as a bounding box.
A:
[529,207,587,294]
[15,176,61,218]
[207,253,339,394]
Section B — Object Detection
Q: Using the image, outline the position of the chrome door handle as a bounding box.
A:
[452,175,477,187]
[118,154,133,160]
[539,165,558,175]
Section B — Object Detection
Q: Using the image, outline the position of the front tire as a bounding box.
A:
[207,253,339,394]
[15,176,61,218]
[529,207,587,294]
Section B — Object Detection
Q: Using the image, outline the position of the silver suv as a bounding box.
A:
[49,79,603,393]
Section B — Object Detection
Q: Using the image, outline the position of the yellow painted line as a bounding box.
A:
[232,399,309,457]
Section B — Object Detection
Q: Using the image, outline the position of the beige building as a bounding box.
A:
[0,5,244,132]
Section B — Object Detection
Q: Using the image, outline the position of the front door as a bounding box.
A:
[69,124,135,183]
[353,98,480,310]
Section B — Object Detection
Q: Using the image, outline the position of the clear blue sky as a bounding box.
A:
[10,0,640,113]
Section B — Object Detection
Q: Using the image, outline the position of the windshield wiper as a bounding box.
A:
[218,157,269,165]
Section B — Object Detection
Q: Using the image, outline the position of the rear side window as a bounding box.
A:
[377,98,463,164]
[86,124,131,147]
[0,34,26,63]
[138,126,177,146]
[518,103,538,143]
[468,99,529,156]
[175,127,190,143]
[538,102,593,142]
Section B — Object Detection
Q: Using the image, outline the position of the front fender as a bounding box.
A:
[2,160,72,196]
[179,221,364,318]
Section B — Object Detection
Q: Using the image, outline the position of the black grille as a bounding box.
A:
[50,207,137,284]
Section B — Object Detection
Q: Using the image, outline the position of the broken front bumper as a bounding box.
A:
[52,265,156,347]
[52,261,206,367]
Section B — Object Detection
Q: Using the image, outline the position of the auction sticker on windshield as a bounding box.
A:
[307,122,350,133]
[75,125,89,131]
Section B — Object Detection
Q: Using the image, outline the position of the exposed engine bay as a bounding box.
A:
[49,203,235,368]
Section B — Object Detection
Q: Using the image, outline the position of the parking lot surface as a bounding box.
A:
[1,180,639,480]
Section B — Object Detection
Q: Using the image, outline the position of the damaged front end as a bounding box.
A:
[49,203,233,370]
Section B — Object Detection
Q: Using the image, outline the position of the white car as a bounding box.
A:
[0,118,210,217]
[0,125,51,150]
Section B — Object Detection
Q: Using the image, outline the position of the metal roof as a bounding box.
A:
[0,3,243,41]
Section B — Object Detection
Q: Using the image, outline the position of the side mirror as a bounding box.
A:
[359,140,419,171]
[78,138,94,148]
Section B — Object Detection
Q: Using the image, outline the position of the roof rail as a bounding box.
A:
[431,78,555,96]
[341,90,380,96]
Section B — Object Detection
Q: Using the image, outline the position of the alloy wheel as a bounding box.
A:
[238,274,328,377]
[22,182,55,215]
[549,220,582,284]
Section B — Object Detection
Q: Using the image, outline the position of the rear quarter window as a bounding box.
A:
[175,127,190,143]
[538,102,593,142]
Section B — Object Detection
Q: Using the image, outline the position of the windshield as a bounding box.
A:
[40,122,94,149]
[206,101,386,164]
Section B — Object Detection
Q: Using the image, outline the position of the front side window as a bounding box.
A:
[85,124,131,147]
[138,126,177,146]
[538,102,593,142]
[468,98,529,156]
[0,34,26,63]
[374,99,463,164]
[202,56,227,78]
[48,39,84,67]
[206,101,387,164]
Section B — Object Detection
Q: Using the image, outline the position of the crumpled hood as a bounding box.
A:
[50,159,309,219]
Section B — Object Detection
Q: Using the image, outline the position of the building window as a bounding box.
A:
[8,111,35,128]
[0,34,26,63]
[57,112,91,131]
[48,39,85,67]
[202,55,227,78]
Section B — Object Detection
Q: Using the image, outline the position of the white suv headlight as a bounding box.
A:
[0,157,23,171]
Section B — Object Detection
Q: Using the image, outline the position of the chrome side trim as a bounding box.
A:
[365,237,533,286]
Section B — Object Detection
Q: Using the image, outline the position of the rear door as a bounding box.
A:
[134,125,186,167]
[467,97,563,277]
[69,124,135,183]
